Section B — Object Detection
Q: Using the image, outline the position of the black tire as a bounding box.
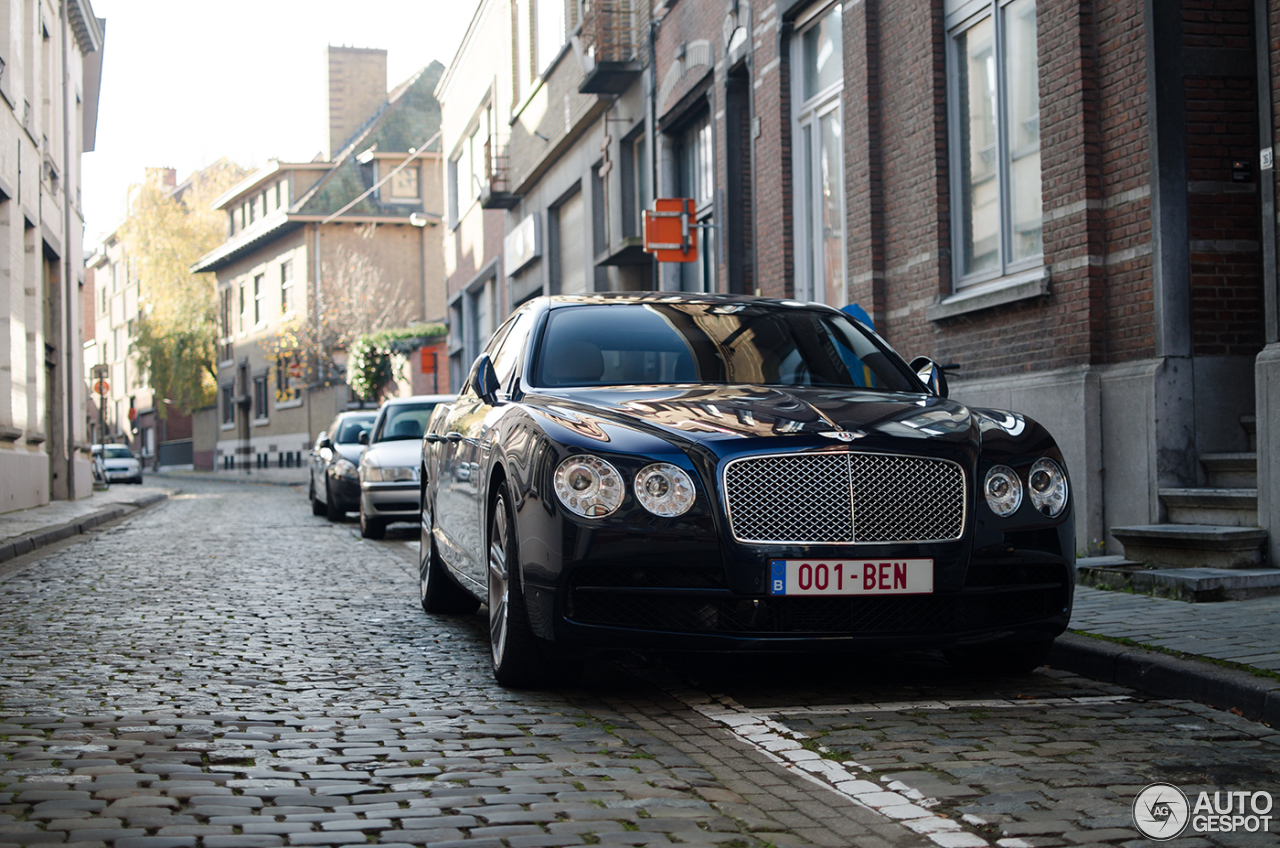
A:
[325,480,345,522]
[419,494,479,614]
[359,498,386,539]
[945,637,1054,675]
[488,484,582,688]
[310,478,326,516]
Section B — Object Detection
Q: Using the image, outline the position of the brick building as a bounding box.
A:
[0,0,104,512]
[436,0,1278,572]
[192,47,448,479]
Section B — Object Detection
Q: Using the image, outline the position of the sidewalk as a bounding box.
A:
[0,483,172,568]
[1,480,1276,724]
[151,466,306,486]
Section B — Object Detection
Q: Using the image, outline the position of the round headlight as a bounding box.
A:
[984,465,1022,518]
[634,463,696,517]
[554,454,624,518]
[1028,457,1068,517]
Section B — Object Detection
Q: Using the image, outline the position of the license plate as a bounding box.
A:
[768,559,934,596]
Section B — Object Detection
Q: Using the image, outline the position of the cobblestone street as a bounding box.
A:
[1,480,1277,848]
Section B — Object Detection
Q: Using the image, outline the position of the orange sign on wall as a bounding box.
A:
[643,198,698,263]
[420,346,437,374]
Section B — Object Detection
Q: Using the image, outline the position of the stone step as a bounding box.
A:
[1158,487,1257,526]
[1199,452,1257,488]
[1111,524,1268,570]
[1076,556,1280,602]
[1241,414,1256,452]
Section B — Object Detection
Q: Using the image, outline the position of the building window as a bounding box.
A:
[238,282,247,332]
[275,356,300,404]
[948,0,1041,285]
[280,260,294,314]
[221,384,235,425]
[621,131,649,239]
[673,112,715,293]
[792,1,844,306]
[253,273,265,325]
[390,166,420,199]
[219,288,233,361]
[253,375,269,420]
[276,180,284,208]
[553,188,586,294]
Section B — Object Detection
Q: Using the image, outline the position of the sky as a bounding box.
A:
[81,0,480,247]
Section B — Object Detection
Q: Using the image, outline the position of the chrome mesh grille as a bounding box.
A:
[723,452,965,544]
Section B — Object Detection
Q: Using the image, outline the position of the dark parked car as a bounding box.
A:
[357,395,454,539]
[309,410,376,520]
[419,293,1074,687]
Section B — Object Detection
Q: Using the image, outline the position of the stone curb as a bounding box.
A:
[1049,631,1280,726]
[0,492,170,566]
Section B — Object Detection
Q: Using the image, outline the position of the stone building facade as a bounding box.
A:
[192,48,448,479]
[0,0,104,512]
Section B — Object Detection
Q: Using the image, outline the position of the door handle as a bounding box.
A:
[425,434,443,443]
[445,433,463,442]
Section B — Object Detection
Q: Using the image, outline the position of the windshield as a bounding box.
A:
[336,417,374,444]
[375,403,438,442]
[100,446,134,459]
[532,303,919,392]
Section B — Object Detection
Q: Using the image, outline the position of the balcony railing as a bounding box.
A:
[480,134,520,209]
[579,0,642,94]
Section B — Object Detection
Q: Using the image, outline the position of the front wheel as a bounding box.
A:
[488,484,582,688]
[359,499,386,539]
[310,478,326,516]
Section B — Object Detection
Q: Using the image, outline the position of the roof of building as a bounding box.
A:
[193,61,445,275]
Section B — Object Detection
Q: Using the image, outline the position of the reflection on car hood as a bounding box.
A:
[527,385,978,446]
[363,438,421,467]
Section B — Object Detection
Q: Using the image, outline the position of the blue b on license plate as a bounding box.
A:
[768,559,934,596]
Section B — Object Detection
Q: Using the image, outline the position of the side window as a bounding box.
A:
[491,311,534,393]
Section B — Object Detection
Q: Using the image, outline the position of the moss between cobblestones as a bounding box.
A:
[1070,629,1280,682]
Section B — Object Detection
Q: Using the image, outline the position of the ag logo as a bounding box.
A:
[1133,783,1189,840]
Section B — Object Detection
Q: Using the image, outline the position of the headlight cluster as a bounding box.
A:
[364,465,418,483]
[553,455,695,519]
[333,458,359,480]
[984,458,1067,518]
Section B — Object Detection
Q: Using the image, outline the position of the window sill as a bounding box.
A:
[275,398,303,410]
[220,422,236,431]
[253,417,271,427]
[926,266,1050,322]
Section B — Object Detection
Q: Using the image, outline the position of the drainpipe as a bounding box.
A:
[647,11,661,291]
[60,0,76,499]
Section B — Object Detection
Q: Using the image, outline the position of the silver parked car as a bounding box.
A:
[358,394,454,539]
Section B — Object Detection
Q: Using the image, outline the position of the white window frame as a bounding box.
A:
[790,0,846,307]
[946,0,1043,290]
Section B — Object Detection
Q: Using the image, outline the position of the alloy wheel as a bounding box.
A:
[488,501,509,666]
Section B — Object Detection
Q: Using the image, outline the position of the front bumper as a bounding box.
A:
[360,482,419,521]
[329,475,362,511]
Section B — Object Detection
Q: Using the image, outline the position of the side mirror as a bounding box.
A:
[470,354,501,405]
[909,356,949,398]
[358,429,369,445]
[318,435,333,451]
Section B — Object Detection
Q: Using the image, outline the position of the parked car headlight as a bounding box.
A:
[365,466,417,483]
[984,465,1022,517]
[1028,457,1068,517]
[634,463,695,517]
[334,458,359,480]
[554,454,623,518]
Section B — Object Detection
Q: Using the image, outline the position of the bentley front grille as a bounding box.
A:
[723,451,966,544]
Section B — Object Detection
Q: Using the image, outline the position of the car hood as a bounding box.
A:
[363,438,421,467]
[524,385,980,450]
[334,444,364,464]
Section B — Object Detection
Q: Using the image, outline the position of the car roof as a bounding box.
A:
[379,394,456,406]
[536,292,836,311]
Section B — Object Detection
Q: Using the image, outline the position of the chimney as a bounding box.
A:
[325,46,388,161]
